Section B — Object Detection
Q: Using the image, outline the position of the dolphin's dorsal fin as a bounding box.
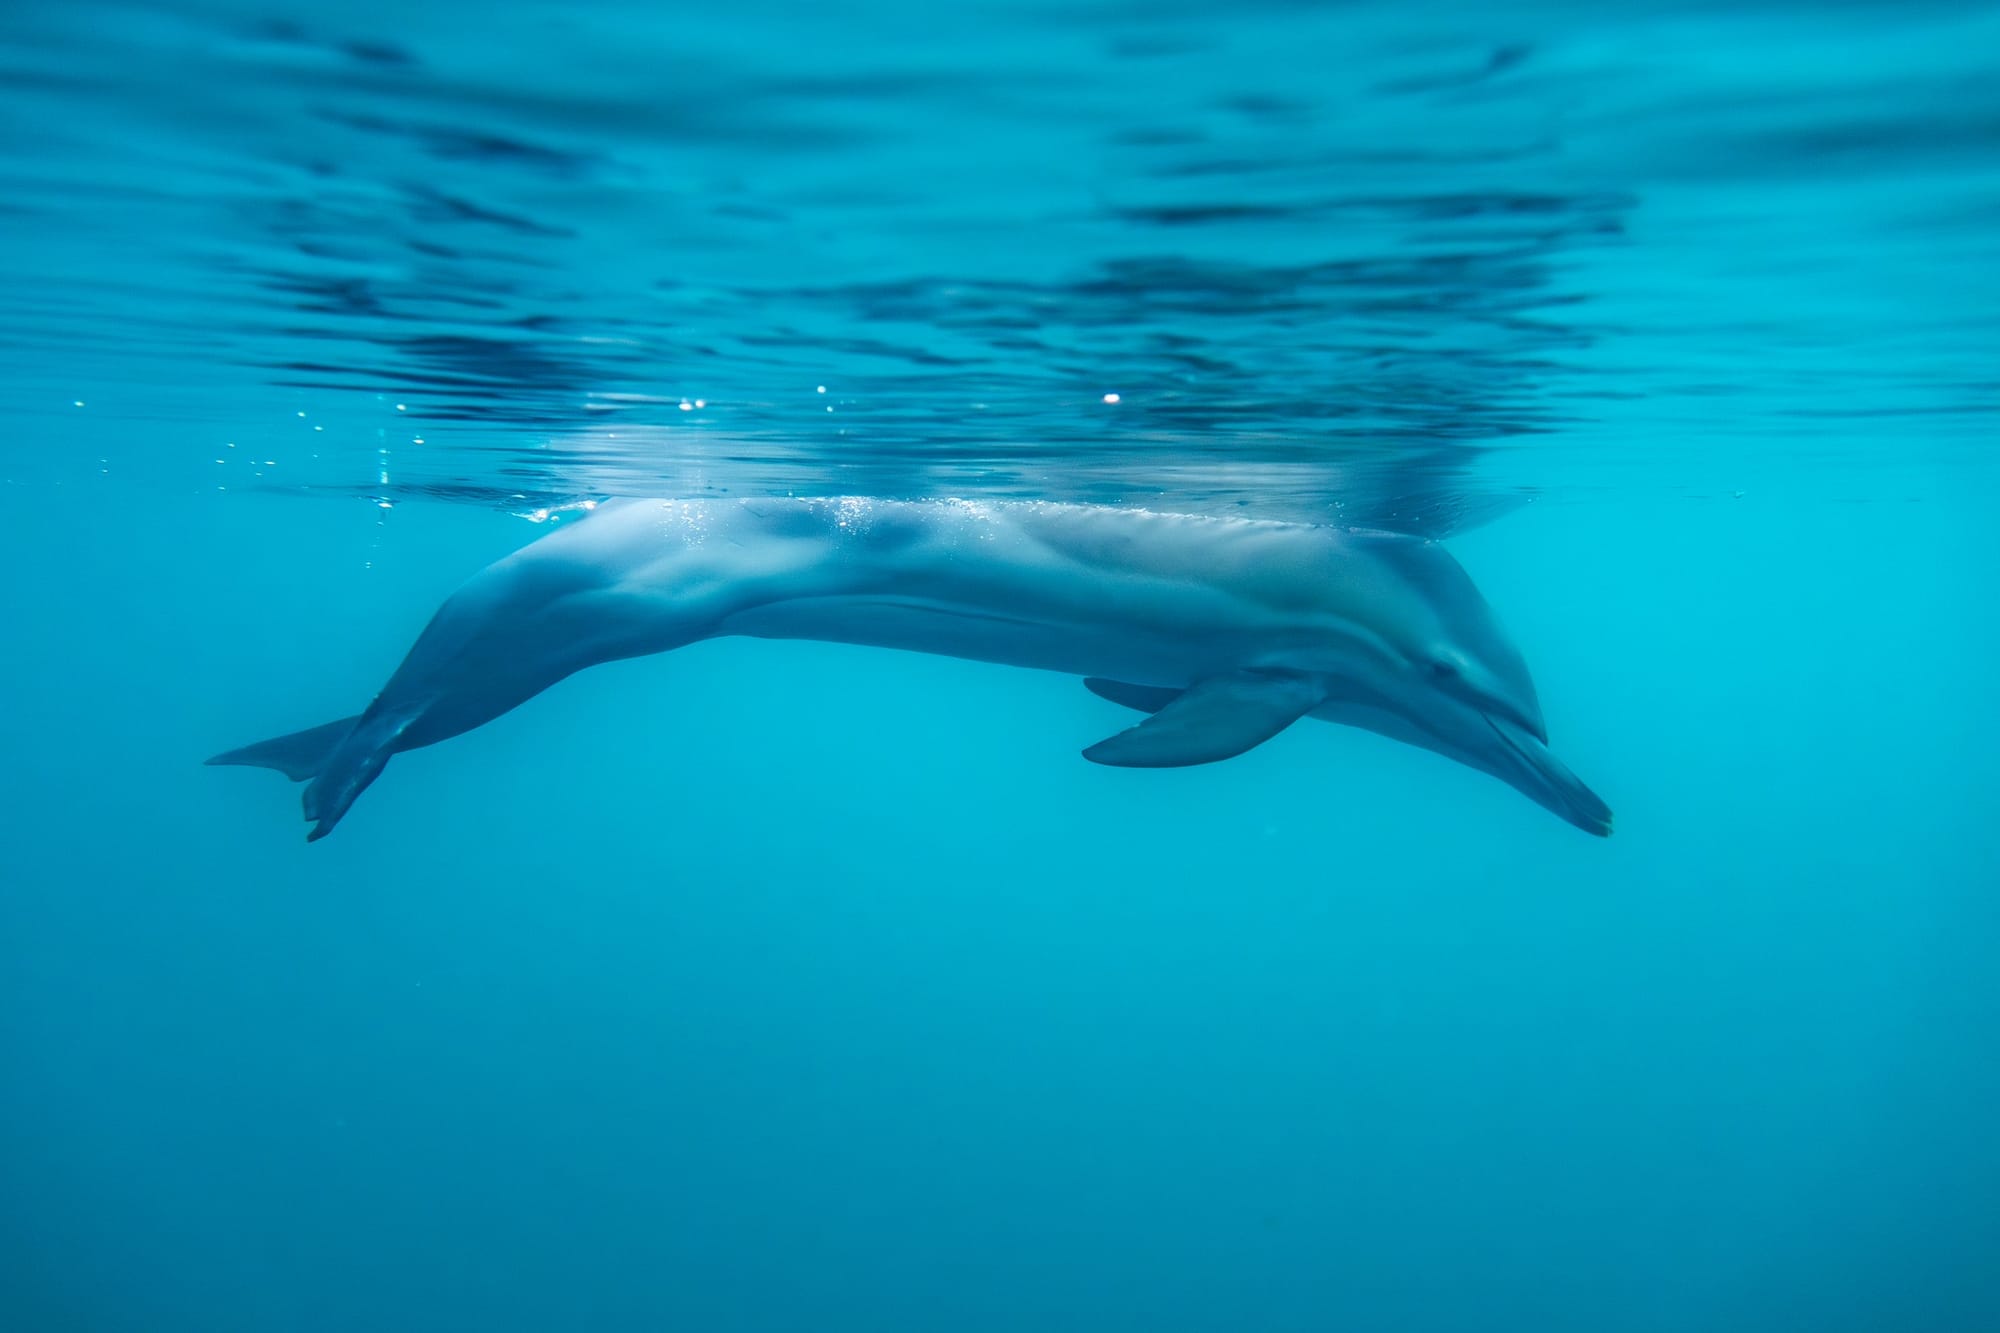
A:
[1083,678,1181,714]
[1082,671,1323,768]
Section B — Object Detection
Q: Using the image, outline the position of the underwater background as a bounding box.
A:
[2,1,1997,1329]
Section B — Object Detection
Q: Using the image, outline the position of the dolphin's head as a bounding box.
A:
[1410,601,1547,748]
[1326,532,1612,835]
[1353,532,1544,729]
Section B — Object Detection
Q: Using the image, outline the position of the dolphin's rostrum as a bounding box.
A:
[209,497,1611,840]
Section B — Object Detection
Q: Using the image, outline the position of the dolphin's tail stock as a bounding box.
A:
[206,712,406,841]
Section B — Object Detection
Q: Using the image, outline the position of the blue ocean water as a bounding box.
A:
[2,1,1997,1329]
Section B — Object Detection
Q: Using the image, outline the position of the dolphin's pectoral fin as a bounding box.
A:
[1082,671,1323,768]
[1083,678,1182,713]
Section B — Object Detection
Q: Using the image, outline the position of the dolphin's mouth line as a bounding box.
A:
[1481,711,1614,836]
[1483,711,1532,764]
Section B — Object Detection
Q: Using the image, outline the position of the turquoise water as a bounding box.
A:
[3,2,1998,1329]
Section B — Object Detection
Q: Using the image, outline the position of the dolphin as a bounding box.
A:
[208,496,1611,840]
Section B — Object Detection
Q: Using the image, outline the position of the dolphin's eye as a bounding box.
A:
[1429,658,1461,680]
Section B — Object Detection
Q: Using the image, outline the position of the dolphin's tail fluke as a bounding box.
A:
[207,712,405,841]
[206,717,361,782]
